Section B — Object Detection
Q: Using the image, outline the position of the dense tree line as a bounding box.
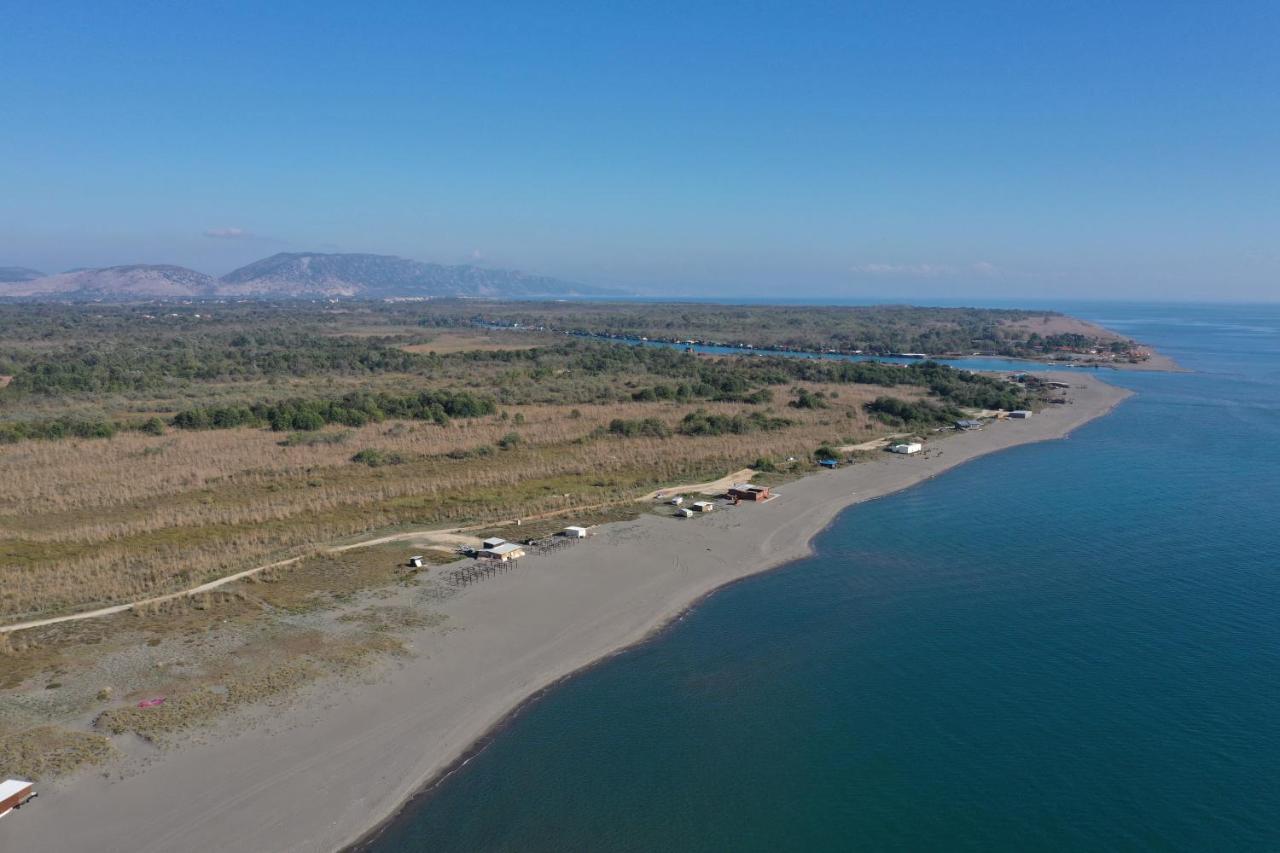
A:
[171,390,495,432]
[1,332,431,395]
[422,301,1133,357]
[864,396,966,427]
[677,410,793,436]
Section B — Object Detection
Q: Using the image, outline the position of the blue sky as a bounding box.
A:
[2,1,1277,300]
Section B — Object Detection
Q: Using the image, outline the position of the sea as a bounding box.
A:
[360,302,1280,852]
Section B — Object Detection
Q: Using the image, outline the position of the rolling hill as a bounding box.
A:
[0,252,613,301]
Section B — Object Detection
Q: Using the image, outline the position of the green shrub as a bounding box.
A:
[351,448,406,467]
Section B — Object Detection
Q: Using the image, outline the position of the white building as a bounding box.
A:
[676,507,695,518]
[692,500,715,512]
[482,537,507,549]
[891,442,923,454]
[669,495,685,506]
[1009,410,1033,419]
[562,525,588,538]
[479,542,525,561]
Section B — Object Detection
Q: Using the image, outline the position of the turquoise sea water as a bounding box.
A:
[361,303,1280,852]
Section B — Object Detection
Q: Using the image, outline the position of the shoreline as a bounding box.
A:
[0,374,1132,853]
[348,373,1136,850]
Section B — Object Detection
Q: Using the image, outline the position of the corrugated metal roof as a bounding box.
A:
[486,542,523,555]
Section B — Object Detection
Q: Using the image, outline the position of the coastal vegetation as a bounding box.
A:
[0,301,1038,624]
[0,299,1103,801]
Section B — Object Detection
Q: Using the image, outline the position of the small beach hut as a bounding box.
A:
[727,484,770,502]
[1009,410,1033,419]
[562,525,588,538]
[676,507,695,518]
[0,779,35,819]
[407,555,424,569]
[891,442,923,454]
[955,419,982,431]
[692,500,715,513]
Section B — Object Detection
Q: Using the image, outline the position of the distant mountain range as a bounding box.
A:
[0,253,615,301]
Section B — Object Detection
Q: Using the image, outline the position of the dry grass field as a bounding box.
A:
[1,384,905,622]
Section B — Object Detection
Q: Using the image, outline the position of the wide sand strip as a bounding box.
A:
[0,375,1130,853]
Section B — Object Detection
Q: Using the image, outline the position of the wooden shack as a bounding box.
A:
[727,484,770,502]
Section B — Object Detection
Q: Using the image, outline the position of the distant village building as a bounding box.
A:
[891,442,923,454]
[727,484,770,502]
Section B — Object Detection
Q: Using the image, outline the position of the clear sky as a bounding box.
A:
[2,1,1277,300]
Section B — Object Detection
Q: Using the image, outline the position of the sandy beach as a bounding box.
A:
[0,374,1130,853]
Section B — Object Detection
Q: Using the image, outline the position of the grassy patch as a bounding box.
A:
[0,725,114,779]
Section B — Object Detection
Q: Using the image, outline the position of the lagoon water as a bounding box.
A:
[364,303,1280,852]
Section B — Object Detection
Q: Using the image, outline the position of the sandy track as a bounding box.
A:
[639,468,756,501]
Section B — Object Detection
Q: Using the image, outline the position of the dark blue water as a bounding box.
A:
[364,303,1280,852]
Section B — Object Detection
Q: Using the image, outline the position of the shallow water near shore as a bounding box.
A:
[363,303,1280,852]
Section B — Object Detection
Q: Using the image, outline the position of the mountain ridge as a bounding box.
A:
[0,252,614,301]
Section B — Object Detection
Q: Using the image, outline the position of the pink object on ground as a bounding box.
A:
[137,697,166,708]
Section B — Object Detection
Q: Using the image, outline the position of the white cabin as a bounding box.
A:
[676,507,695,518]
[481,537,507,549]
[479,542,525,561]
[668,495,685,506]
[891,442,923,454]
[692,500,715,512]
[1009,410,1033,419]
[562,526,588,538]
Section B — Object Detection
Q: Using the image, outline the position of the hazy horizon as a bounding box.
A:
[3,3,1277,302]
